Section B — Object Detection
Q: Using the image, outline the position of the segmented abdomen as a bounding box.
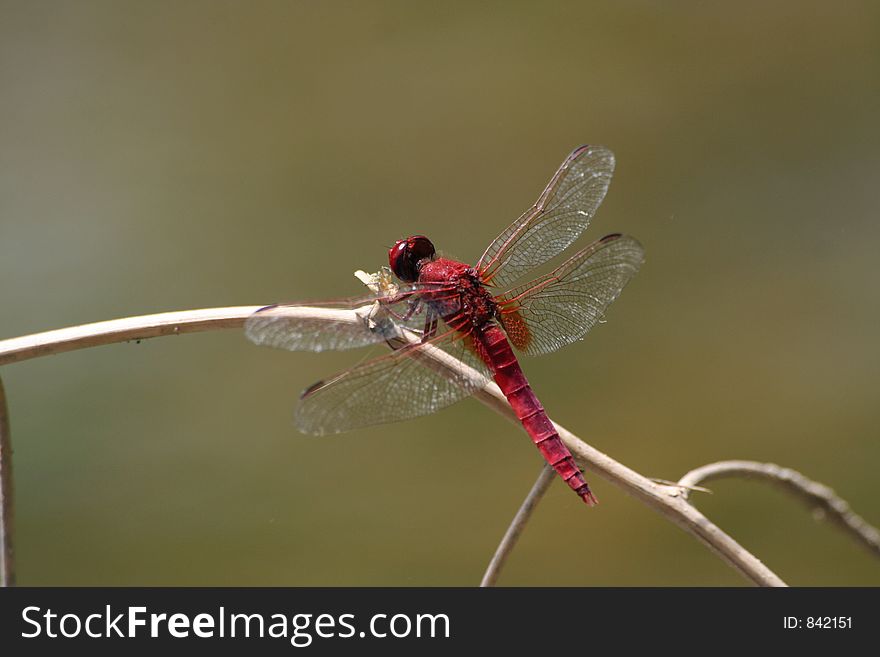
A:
[477,323,597,505]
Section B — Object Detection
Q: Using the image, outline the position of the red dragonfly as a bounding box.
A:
[246,145,643,505]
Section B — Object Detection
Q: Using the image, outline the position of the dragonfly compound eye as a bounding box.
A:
[388,235,435,282]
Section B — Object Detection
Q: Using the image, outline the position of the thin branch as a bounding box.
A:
[481,464,556,587]
[473,393,785,585]
[678,460,880,558]
[0,376,13,586]
[0,307,262,366]
[0,305,787,586]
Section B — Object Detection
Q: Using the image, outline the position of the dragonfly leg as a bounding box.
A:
[380,302,436,351]
[420,309,439,344]
[383,297,422,322]
[364,295,425,341]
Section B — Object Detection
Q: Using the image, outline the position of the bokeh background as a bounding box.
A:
[1,1,878,586]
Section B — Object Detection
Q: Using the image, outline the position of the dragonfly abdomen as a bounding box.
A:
[479,324,597,505]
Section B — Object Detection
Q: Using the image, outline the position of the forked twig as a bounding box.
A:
[678,460,880,557]
[480,464,556,587]
[0,305,794,586]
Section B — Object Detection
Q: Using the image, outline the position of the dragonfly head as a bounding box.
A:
[388,235,435,283]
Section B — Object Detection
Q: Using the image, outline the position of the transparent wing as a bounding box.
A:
[295,326,493,435]
[476,145,615,290]
[244,284,454,353]
[497,234,644,357]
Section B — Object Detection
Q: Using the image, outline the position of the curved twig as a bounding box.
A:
[0,376,14,586]
[0,306,787,586]
[481,464,556,587]
[678,460,880,558]
[0,307,261,366]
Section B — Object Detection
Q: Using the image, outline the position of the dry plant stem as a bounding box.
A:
[0,376,14,586]
[0,305,786,586]
[469,393,786,586]
[481,464,556,587]
[679,460,880,558]
[0,307,263,366]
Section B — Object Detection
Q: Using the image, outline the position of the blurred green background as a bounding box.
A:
[1,1,878,586]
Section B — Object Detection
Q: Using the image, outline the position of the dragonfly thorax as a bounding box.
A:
[418,259,498,330]
[455,269,499,329]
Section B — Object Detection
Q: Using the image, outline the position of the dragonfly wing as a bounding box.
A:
[244,287,442,353]
[295,328,493,435]
[498,234,644,357]
[476,145,615,290]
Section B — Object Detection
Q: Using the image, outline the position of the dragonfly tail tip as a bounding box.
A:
[581,488,599,507]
